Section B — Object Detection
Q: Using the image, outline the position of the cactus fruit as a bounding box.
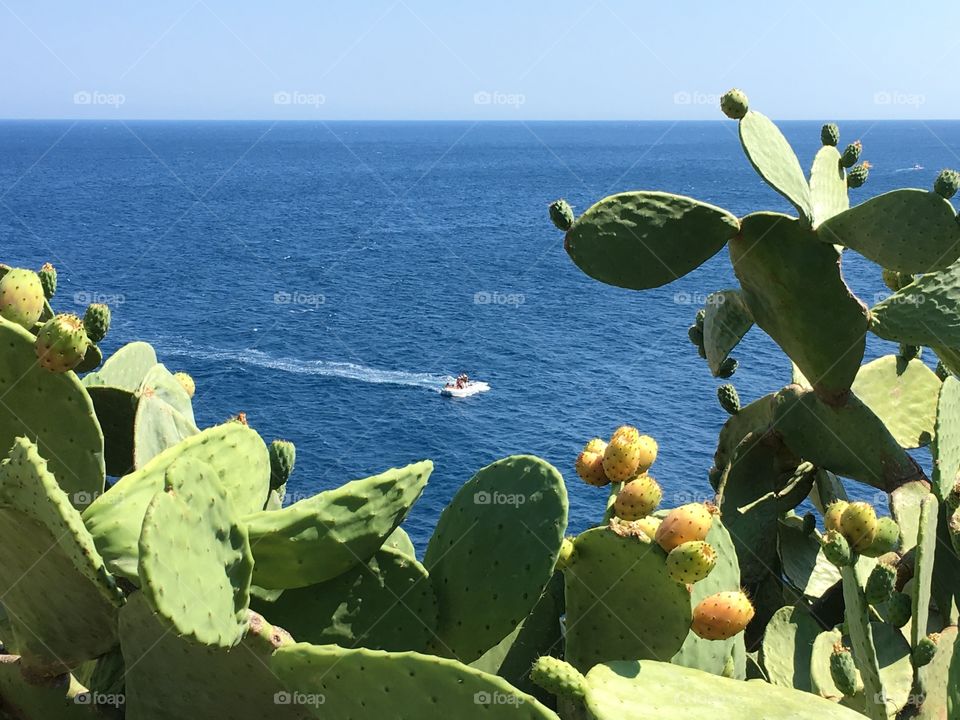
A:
[38,262,57,299]
[949,506,960,554]
[824,501,849,533]
[268,439,296,491]
[881,268,912,292]
[529,655,586,700]
[690,590,755,640]
[886,591,912,628]
[556,537,575,571]
[632,515,661,540]
[603,428,642,482]
[717,357,738,379]
[82,303,111,344]
[864,563,896,605]
[948,480,960,509]
[802,512,817,535]
[549,199,575,231]
[655,503,713,552]
[695,308,706,328]
[934,169,960,199]
[912,634,939,668]
[840,141,862,168]
[860,516,900,557]
[717,384,740,415]
[575,438,609,487]
[839,501,878,552]
[846,162,871,189]
[688,324,704,345]
[666,540,717,584]
[821,123,840,147]
[829,643,859,696]
[34,314,90,373]
[613,474,662,520]
[936,360,950,381]
[822,530,853,567]
[720,89,748,120]
[173,371,195,398]
[634,434,658,474]
[0,268,44,329]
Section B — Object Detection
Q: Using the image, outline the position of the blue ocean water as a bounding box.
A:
[1,120,956,549]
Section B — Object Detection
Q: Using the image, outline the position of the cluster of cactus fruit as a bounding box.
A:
[550,89,960,718]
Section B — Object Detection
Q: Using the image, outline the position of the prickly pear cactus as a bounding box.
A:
[0,268,44,329]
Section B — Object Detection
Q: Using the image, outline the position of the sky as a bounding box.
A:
[0,1,957,121]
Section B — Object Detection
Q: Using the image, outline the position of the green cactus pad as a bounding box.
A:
[713,392,775,474]
[0,657,95,719]
[82,422,270,582]
[82,341,158,391]
[738,110,814,223]
[890,480,928,551]
[247,460,431,590]
[911,494,938,647]
[819,189,960,273]
[138,457,253,647]
[915,625,956,720]
[870,261,960,346]
[702,289,754,376]
[761,605,821,691]
[0,438,123,677]
[563,525,691,672]
[120,592,300,720]
[132,364,199,468]
[251,547,436,651]
[424,455,567,662]
[730,213,868,403]
[382,525,416,558]
[772,385,923,492]
[777,515,841,598]
[840,565,888,720]
[671,516,746,678]
[563,191,739,290]
[933,376,960,501]
[851,355,940,448]
[809,145,850,226]
[0,318,104,508]
[271,643,559,720]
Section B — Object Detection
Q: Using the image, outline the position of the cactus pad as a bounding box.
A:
[738,111,813,222]
[819,189,960,273]
[132,364,199,468]
[702,289,754,376]
[809,145,849,226]
[563,191,739,290]
[247,460,431,589]
[870,260,960,347]
[730,213,868,403]
[424,455,566,662]
[933,376,960,501]
[851,355,940,448]
[761,605,821,691]
[82,341,158,391]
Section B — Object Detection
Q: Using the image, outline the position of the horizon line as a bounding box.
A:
[0,116,956,123]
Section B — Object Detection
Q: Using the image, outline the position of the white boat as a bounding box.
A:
[440,381,490,398]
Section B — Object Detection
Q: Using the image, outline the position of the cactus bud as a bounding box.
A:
[947,479,960,510]
[830,644,859,696]
[717,384,740,415]
[802,512,817,536]
[936,361,951,381]
[548,199,575,231]
[268,439,296,491]
[695,308,706,329]
[820,123,840,147]
[847,162,871,189]
[82,303,111,344]
[822,529,852,567]
[38,262,57,299]
[912,634,939,668]
[173,371,195,399]
[934,169,960,199]
[716,357,739,379]
[529,657,586,701]
[886,591,912,628]
[865,563,897,605]
[840,141,862,168]
[881,268,913,292]
[719,89,749,120]
[687,324,704,346]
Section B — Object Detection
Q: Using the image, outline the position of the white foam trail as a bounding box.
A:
[155,341,452,390]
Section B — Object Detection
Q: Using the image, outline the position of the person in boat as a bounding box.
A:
[455,373,469,389]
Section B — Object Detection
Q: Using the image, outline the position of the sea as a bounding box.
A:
[1,119,955,550]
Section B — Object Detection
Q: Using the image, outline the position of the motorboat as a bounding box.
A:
[440,376,490,398]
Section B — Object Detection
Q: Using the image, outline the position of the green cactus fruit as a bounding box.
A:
[691,590,754,640]
[613,474,662,520]
[666,540,717,584]
[268,439,296,491]
[840,141,862,168]
[937,361,951,381]
[864,563,897,605]
[821,123,840,147]
[829,643,859,696]
[717,383,740,415]
[529,655,586,700]
[934,169,960,199]
[548,199,575,231]
[912,634,939,668]
[802,512,817,535]
[846,162,871,188]
[860,516,901,557]
[822,529,853,567]
[695,308,706,329]
[602,427,641,482]
[173,371,195,398]
[881,268,912,292]
[720,89,749,120]
[0,268,44,329]
[886,591,912,628]
[839,501,878,552]
[38,262,57,299]
[73,342,102,374]
[898,343,921,361]
[556,537,575,572]
[82,303,111,344]
[688,324,704,345]
[655,503,714,552]
[575,438,609,487]
[717,357,739,379]
[34,314,90,373]
[824,500,849,533]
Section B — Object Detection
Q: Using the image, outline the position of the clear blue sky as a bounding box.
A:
[1,1,957,120]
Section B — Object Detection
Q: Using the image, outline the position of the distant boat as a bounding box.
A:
[440,375,490,398]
